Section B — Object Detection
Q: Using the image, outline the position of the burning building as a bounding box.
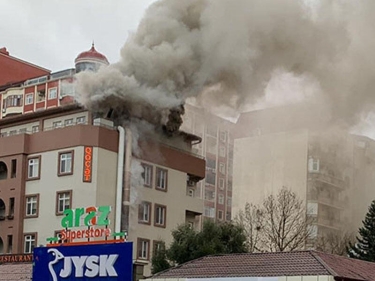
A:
[0,45,205,276]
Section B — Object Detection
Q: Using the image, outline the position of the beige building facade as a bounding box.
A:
[232,106,375,244]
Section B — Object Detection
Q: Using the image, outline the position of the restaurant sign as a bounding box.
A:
[0,254,32,263]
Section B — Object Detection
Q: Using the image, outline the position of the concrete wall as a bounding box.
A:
[128,160,204,276]
[232,129,309,215]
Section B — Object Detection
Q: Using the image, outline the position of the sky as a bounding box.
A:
[0,0,157,71]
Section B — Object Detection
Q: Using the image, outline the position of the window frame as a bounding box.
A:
[154,204,167,228]
[25,194,40,218]
[27,156,41,180]
[219,162,226,174]
[76,116,86,124]
[137,238,150,260]
[31,125,39,133]
[58,150,74,176]
[48,87,58,100]
[155,168,168,192]
[25,93,34,105]
[142,164,153,188]
[138,201,152,225]
[23,233,37,254]
[218,194,225,205]
[219,178,225,190]
[52,121,62,129]
[55,190,72,216]
[153,240,165,256]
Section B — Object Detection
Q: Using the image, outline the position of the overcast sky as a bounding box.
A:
[0,0,157,71]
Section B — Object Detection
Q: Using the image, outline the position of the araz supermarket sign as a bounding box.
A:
[33,242,133,280]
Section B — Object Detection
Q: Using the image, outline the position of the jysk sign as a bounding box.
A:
[33,242,132,281]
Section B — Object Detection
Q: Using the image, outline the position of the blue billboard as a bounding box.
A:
[33,242,133,281]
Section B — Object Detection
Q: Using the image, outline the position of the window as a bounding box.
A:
[188,188,195,197]
[206,158,216,170]
[7,235,12,254]
[24,234,36,253]
[48,88,57,99]
[27,157,40,179]
[205,190,215,201]
[218,194,224,204]
[219,178,225,190]
[142,164,152,187]
[56,191,72,215]
[9,130,17,136]
[220,131,227,142]
[5,95,22,107]
[11,159,16,179]
[219,146,226,157]
[60,83,74,97]
[137,238,150,260]
[226,211,231,221]
[204,206,215,218]
[227,197,232,206]
[25,93,34,105]
[154,204,166,227]
[138,201,151,224]
[206,173,216,185]
[153,241,164,256]
[206,136,217,154]
[32,125,39,133]
[0,132,7,137]
[219,162,226,174]
[58,151,73,176]
[64,119,73,126]
[53,121,62,129]
[76,116,86,124]
[19,128,27,134]
[308,158,320,172]
[206,124,217,137]
[218,210,224,220]
[156,168,167,191]
[25,195,39,217]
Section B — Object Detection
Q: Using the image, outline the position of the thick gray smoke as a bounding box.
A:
[75,0,375,131]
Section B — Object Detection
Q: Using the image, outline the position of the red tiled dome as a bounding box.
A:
[75,43,109,65]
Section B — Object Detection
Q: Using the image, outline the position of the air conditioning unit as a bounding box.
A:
[2,108,5,113]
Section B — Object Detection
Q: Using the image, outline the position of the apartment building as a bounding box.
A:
[181,103,234,222]
[232,105,375,244]
[0,45,205,276]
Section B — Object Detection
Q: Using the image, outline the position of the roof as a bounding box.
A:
[75,43,109,65]
[0,47,50,87]
[0,263,32,281]
[151,251,375,281]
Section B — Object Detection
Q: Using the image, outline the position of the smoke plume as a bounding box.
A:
[75,0,375,132]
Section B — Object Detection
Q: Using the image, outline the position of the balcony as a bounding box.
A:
[308,172,346,189]
[307,190,344,209]
[316,216,342,230]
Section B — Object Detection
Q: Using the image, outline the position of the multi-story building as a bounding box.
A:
[0,46,205,276]
[181,103,234,222]
[232,105,375,245]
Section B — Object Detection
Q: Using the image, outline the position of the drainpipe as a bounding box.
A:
[115,126,125,234]
[121,127,132,232]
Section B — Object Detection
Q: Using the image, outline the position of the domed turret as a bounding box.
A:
[75,43,109,73]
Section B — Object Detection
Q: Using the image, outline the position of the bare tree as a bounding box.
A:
[261,187,312,252]
[234,202,264,252]
[314,231,354,256]
[235,187,312,252]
